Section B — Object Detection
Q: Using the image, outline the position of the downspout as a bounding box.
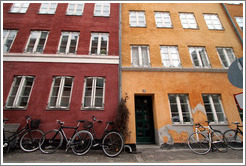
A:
[222,3,243,45]
[118,3,122,101]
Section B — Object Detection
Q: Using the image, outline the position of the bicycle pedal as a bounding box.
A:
[93,143,99,147]
[3,143,8,148]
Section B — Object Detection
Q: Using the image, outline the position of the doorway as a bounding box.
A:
[135,95,155,144]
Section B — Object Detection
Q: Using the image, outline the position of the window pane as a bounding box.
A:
[36,31,48,53]
[69,33,78,53]
[141,47,149,67]
[132,47,139,67]
[100,34,108,54]
[59,35,68,53]
[190,49,199,67]
[91,34,98,54]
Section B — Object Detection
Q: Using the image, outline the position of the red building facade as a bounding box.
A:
[3,3,120,136]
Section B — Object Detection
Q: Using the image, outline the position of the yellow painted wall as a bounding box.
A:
[121,3,243,144]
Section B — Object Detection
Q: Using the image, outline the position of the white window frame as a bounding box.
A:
[5,76,35,109]
[57,32,80,54]
[203,14,223,30]
[24,31,49,53]
[202,94,227,124]
[216,47,236,68]
[47,76,74,110]
[3,30,18,53]
[235,17,243,30]
[179,13,198,29]
[154,12,173,28]
[9,3,29,13]
[82,77,106,110]
[129,11,146,27]
[38,3,58,14]
[160,46,182,67]
[66,3,84,15]
[89,33,109,55]
[93,3,110,17]
[189,47,211,68]
[131,45,151,67]
[168,94,192,125]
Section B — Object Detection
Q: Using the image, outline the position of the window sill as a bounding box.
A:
[8,12,26,14]
[93,15,110,17]
[156,27,173,29]
[46,108,70,111]
[66,14,83,16]
[38,13,55,15]
[81,108,104,111]
[4,107,27,111]
[130,26,147,28]
[208,28,225,31]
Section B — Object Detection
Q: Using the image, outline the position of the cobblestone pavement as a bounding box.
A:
[2,145,244,164]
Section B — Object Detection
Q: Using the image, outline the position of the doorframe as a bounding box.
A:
[134,94,156,144]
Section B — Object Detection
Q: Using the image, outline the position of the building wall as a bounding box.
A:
[3,3,120,137]
[121,3,243,145]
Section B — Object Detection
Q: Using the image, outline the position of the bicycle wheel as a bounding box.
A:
[39,130,63,154]
[71,130,93,156]
[224,130,243,150]
[102,131,124,157]
[20,129,44,152]
[188,132,211,155]
[212,130,228,153]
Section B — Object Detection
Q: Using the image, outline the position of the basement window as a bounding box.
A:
[5,76,35,110]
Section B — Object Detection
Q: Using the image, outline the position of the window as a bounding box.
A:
[154,12,172,28]
[9,3,29,13]
[94,3,110,16]
[202,94,227,124]
[216,47,236,68]
[168,94,192,124]
[89,33,109,55]
[129,11,146,27]
[58,32,80,54]
[47,76,74,109]
[66,3,84,15]
[82,77,106,110]
[179,13,198,29]
[234,97,243,122]
[39,3,57,14]
[5,76,35,109]
[131,46,151,67]
[160,46,181,67]
[203,14,223,30]
[25,31,49,53]
[3,30,18,53]
[235,17,243,30]
[189,47,211,68]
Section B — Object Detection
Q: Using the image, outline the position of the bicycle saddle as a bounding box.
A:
[233,122,240,125]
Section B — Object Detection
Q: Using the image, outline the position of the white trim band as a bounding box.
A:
[3,53,119,64]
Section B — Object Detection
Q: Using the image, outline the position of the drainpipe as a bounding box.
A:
[222,3,243,45]
[118,3,122,101]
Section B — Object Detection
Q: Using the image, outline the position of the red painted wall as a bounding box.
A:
[3,3,119,56]
[3,62,119,137]
[3,3,120,138]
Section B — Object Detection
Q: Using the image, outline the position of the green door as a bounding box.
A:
[135,96,155,144]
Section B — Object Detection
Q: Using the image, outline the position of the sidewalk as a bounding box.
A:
[2,145,244,164]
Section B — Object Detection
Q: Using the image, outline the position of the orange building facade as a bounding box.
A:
[120,3,243,148]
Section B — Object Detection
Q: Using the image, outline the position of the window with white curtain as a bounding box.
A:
[131,46,150,67]
[39,3,57,14]
[160,46,181,67]
[129,11,146,27]
[203,14,223,30]
[189,47,211,68]
[154,12,172,28]
[94,3,110,16]
[179,13,198,29]
[9,3,29,13]
[66,3,84,15]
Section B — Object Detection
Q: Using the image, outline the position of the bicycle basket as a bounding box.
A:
[30,119,41,129]
[83,121,93,129]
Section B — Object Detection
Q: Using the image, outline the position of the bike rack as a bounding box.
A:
[124,145,132,153]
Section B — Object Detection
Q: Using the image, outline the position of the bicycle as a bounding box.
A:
[187,121,228,155]
[39,119,86,155]
[3,116,43,153]
[223,122,243,150]
[71,116,124,157]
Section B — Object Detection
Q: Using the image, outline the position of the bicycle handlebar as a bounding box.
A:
[92,116,102,123]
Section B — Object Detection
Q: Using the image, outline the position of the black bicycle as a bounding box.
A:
[223,122,243,150]
[71,116,124,157]
[3,116,43,153]
[39,119,86,155]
